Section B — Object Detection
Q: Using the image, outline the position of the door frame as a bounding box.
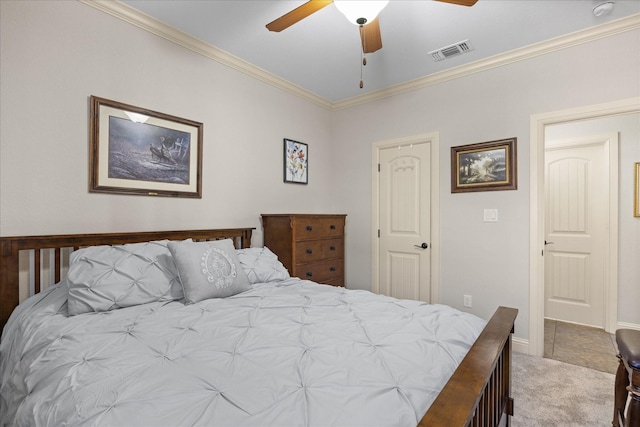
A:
[371,132,440,303]
[529,97,639,356]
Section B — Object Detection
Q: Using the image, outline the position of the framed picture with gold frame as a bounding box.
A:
[451,138,517,193]
[634,162,640,217]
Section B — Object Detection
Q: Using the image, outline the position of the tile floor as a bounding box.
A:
[544,318,619,374]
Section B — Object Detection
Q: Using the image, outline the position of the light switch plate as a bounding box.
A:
[483,209,498,222]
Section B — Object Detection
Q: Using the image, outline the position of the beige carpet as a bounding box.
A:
[511,352,615,426]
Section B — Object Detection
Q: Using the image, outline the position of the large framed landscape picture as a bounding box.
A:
[89,96,203,198]
[451,137,517,193]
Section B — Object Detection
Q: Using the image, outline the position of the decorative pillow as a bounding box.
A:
[168,239,251,303]
[67,240,184,316]
[236,246,290,284]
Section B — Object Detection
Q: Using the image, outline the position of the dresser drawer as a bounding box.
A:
[294,238,343,263]
[296,259,343,283]
[323,277,344,287]
[262,214,346,287]
[294,217,344,240]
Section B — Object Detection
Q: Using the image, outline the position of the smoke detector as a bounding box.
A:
[593,2,615,17]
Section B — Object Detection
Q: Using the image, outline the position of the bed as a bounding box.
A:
[0,228,517,426]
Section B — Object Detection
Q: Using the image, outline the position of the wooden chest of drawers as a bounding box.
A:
[261,214,346,287]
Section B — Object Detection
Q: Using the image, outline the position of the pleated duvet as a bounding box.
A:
[0,278,485,427]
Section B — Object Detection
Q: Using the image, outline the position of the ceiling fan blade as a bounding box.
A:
[266,0,333,32]
[360,17,382,54]
[434,0,478,6]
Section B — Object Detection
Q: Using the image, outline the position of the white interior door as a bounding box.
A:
[378,143,431,301]
[544,136,612,328]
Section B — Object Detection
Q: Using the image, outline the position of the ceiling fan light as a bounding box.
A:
[334,1,389,25]
[592,1,615,17]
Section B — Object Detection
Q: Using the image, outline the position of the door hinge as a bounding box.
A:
[378,163,380,172]
[378,229,380,238]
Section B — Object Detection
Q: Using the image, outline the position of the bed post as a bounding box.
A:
[0,238,20,332]
[241,228,253,249]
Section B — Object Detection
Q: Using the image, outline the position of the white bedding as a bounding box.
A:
[1,278,485,427]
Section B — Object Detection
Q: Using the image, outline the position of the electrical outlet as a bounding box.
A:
[463,295,472,308]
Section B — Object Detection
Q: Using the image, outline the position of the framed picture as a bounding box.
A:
[451,137,517,193]
[89,95,203,198]
[283,138,308,184]
[635,162,640,217]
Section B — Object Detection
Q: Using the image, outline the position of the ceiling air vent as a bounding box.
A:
[429,39,474,62]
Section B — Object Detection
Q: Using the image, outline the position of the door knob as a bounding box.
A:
[545,240,554,245]
[414,243,429,249]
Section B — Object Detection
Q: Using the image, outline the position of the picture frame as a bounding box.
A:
[89,95,203,198]
[634,162,640,217]
[451,137,517,193]
[283,138,308,184]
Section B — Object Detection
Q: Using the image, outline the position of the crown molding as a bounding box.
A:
[80,0,333,110]
[333,13,640,110]
[80,1,638,112]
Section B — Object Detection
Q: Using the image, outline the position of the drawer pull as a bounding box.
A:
[306,249,313,254]
[330,267,336,272]
[306,226,313,231]
[329,246,336,251]
[330,225,336,230]
[306,272,313,277]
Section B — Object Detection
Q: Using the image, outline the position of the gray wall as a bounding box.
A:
[0,1,336,239]
[331,30,640,340]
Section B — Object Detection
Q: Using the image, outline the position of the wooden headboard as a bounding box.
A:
[0,228,254,331]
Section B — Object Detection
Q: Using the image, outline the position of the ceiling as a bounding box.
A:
[121,0,640,104]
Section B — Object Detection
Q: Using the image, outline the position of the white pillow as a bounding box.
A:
[168,239,251,303]
[67,240,184,315]
[236,246,290,284]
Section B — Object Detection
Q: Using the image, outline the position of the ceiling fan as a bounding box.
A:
[266,0,478,54]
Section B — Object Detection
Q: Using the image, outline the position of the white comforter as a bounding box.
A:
[0,279,485,427]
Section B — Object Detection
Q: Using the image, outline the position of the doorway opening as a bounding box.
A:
[529,97,639,356]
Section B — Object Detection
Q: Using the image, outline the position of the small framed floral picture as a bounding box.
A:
[283,139,308,184]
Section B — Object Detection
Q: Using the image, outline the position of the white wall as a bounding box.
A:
[331,29,640,340]
[0,1,336,243]
[1,1,639,344]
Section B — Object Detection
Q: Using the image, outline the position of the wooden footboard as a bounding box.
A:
[0,228,254,330]
[419,306,518,427]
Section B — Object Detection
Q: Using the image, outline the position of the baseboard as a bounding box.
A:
[512,336,529,354]
[617,321,640,331]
